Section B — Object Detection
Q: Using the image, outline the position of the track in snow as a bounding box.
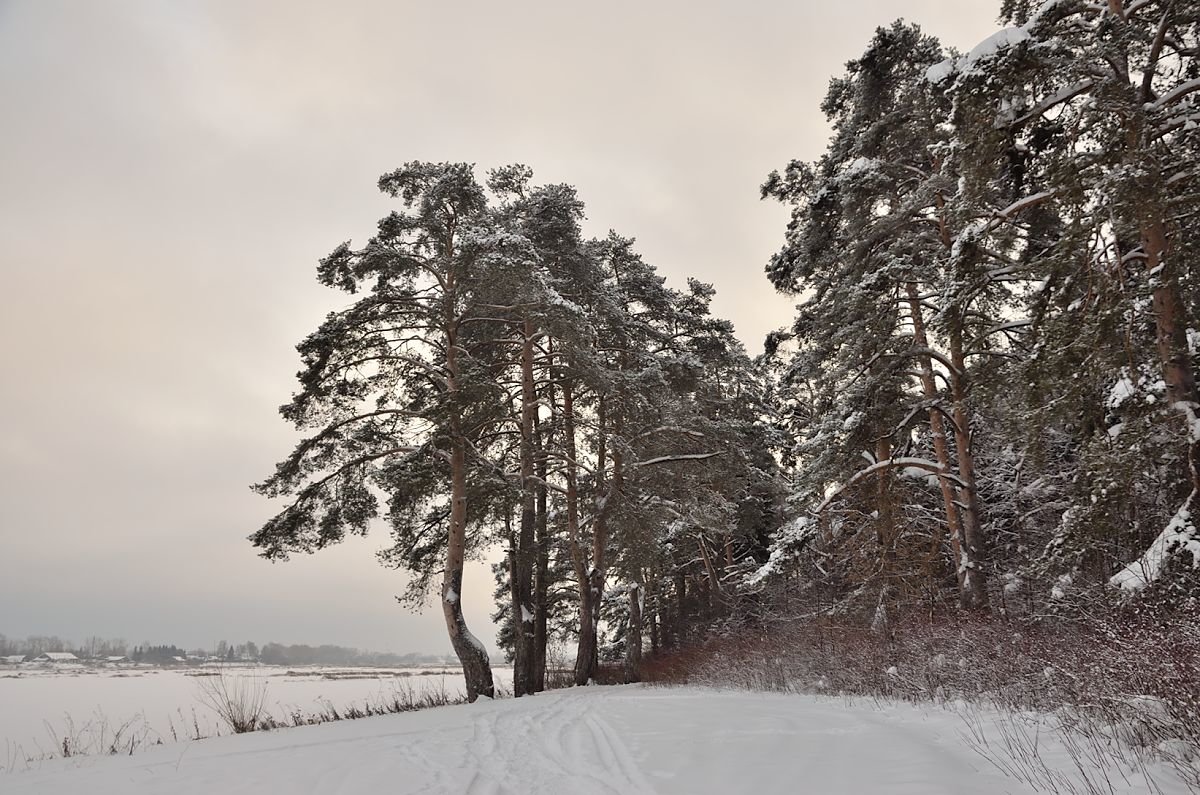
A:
[3,685,1181,794]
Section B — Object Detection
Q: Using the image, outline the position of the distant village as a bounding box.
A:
[0,635,460,668]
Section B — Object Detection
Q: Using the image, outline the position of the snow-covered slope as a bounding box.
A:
[4,686,1181,794]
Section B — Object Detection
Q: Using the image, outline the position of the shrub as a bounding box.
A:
[195,669,269,733]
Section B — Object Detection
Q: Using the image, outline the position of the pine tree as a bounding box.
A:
[761,23,1005,617]
[944,0,1200,591]
[251,162,541,701]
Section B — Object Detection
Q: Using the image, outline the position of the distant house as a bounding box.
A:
[32,652,78,663]
[103,655,128,664]
[2,654,27,664]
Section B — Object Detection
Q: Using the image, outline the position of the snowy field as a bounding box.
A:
[0,663,512,765]
[5,685,1190,794]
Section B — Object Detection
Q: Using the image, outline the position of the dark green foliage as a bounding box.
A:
[754,3,1200,623]
[253,160,781,693]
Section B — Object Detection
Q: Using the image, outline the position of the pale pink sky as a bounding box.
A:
[0,0,1000,654]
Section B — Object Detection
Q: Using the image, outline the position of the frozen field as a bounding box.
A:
[5,685,1190,794]
[0,663,512,766]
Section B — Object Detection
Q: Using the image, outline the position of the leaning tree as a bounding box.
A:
[251,162,541,701]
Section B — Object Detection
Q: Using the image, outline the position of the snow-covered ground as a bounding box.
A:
[5,685,1189,794]
[0,664,511,763]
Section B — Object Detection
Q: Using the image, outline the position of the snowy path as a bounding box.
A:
[3,686,1176,794]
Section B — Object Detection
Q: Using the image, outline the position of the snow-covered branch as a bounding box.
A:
[631,452,721,468]
[1151,77,1200,111]
[815,458,966,514]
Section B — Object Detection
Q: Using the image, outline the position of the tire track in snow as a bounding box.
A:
[16,687,1166,794]
[460,713,511,795]
[451,690,655,795]
[583,711,657,794]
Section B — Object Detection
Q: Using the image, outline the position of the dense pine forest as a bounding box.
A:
[255,0,1200,736]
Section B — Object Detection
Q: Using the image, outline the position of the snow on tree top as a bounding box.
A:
[839,157,881,180]
[963,27,1029,69]
[924,27,1031,85]
[924,59,957,85]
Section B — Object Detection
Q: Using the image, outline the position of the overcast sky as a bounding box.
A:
[0,0,999,655]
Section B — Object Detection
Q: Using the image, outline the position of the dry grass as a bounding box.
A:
[2,671,471,773]
[196,670,269,733]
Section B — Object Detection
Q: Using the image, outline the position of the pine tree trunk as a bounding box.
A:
[505,507,518,652]
[873,436,899,634]
[624,583,642,683]
[441,273,494,702]
[948,319,989,611]
[575,569,602,685]
[674,569,688,647]
[574,399,601,688]
[512,318,538,696]
[442,438,495,701]
[649,580,660,654]
[533,410,549,692]
[932,185,988,611]
[906,283,969,604]
[561,379,591,684]
[1143,220,1200,493]
[697,537,723,602]
[574,396,621,686]
[1114,17,1200,531]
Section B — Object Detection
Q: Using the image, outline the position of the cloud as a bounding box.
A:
[0,0,999,652]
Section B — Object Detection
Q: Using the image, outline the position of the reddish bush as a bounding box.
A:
[640,609,1200,770]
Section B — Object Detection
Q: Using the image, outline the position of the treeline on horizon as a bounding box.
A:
[0,634,453,667]
[256,0,1200,702]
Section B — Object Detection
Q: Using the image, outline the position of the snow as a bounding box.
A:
[541,285,585,317]
[950,220,986,261]
[6,685,1181,794]
[1108,375,1138,409]
[1025,0,1067,28]
[964,27,1029,69]
[1110,493,1200,591]
[36,652,79,662]
[463,628,489,655]
[1151,77,1200,110]
[995,190,1054,220]
[925,58,957,85]
[840,157,879,180]
[1176,400,1200,444]
[0,665,512,762]
[925,27,1031,85]
[745,515,813,586]
[900,465,942,488]
[815,457,966,515]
